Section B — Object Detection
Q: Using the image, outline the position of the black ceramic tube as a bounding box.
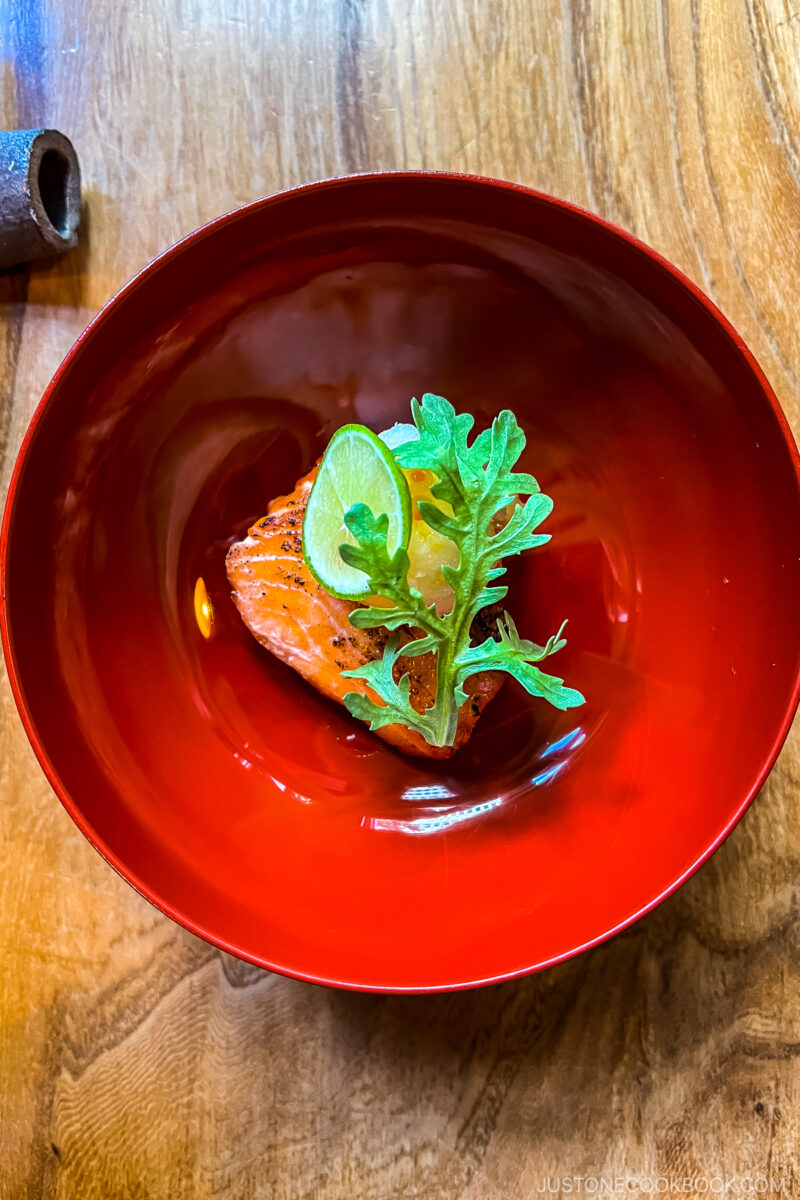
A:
[0,129,81,269]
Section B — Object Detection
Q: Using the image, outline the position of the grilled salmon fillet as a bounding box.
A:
[225,464,505,758]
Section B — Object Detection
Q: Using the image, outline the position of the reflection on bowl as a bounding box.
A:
[370,724,589,835]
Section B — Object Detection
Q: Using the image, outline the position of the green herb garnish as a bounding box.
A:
[338,394,584,747]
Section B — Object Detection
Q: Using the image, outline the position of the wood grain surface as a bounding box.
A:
[1,1,800,1196]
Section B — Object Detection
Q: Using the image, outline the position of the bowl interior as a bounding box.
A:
[4,176,799,990]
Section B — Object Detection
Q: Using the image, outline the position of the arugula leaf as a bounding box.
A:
[394,397,542,517]
[454,614,585,711]
[339,394,584,747]
[341,633,440,741]
[339,504,442,652]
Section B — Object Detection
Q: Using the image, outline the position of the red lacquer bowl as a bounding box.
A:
[3,174,800,992]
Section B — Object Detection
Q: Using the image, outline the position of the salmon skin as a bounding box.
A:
[225,464,505,758]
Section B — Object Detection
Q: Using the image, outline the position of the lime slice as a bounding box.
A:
[303,424,412,600]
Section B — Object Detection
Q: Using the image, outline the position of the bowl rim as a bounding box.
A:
[3,169,800,993]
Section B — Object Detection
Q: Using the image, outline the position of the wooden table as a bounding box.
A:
[1,2,799,1196]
